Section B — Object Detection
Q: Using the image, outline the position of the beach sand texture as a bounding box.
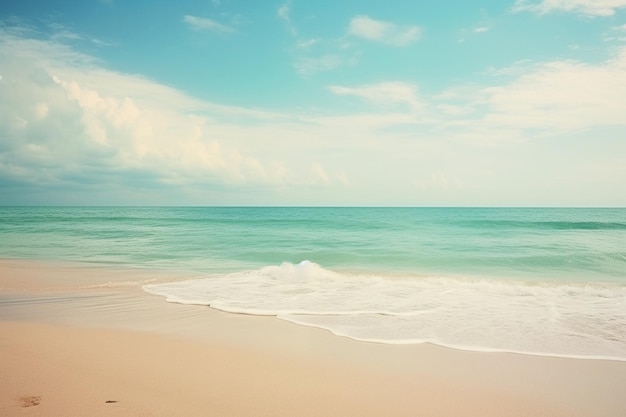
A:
[1,259,625,417]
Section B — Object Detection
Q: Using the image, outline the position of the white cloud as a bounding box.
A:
[474,27,490,33]
[0,29,292,196]
[183,15,234,34]
[328,48,626,150]
[347,15,421,46]
[479,54,626,134]
[513,0,626,16]
[329,82,422,112]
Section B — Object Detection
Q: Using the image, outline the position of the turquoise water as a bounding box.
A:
[1,207,625,359]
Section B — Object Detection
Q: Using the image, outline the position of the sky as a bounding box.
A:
[1,0,626,206]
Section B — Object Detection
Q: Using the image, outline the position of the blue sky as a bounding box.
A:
[1,0,625,206]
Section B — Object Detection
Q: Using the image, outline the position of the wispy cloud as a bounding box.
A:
[296,38,319,49]
[290,36,357,77]
[512,0,626,16]
[329,82,422,113]
[183,15,235,34]
[48,23,82,41]
[347,15,421,46]
[277,4,359,77]
[277,2,296,36]
[44,22,112,47]
[295,54,345,77]
[288,14,421,77]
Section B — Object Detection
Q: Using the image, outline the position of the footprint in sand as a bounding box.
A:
[18,395,41,407]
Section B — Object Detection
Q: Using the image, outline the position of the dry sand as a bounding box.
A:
[1,259,625,417]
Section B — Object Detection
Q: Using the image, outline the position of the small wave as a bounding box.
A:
[144,261,626,361]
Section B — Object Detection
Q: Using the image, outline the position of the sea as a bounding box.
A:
[1,206,625,360]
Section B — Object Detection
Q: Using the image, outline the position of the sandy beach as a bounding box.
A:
[1,259,625,417]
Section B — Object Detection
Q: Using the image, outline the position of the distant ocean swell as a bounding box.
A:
[458,220,626,231]
[144,261,626,361]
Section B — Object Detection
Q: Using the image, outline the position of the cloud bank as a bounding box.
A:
[1,24,625,205]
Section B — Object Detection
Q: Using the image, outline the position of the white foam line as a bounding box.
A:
[277,315,626,362]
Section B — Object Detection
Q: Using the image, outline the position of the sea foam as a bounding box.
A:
[145,261,626,360]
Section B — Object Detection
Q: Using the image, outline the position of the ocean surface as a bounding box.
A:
[1,206,625,360]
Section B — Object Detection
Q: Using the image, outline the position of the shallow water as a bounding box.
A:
[2,206,625,359]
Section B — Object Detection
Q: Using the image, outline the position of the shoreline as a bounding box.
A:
[1,258,625,416]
